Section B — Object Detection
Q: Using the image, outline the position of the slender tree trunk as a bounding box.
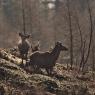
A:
[92,45,95,71]
[82,0,93,71]
[75,14,87,72]
[91,38,95,80]
[22,0,26,35]
[79,40,86,71]
[67,0,73,69]
[28,0,33,34]
[76,15,83,55]
[75,13,84,71]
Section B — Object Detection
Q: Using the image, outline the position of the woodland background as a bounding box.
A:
[0,0,95,70]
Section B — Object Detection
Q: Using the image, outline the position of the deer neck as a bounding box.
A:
[21,39,26,43]
[51,46,61,63]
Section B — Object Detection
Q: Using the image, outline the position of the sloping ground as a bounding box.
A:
[0,49,95,95]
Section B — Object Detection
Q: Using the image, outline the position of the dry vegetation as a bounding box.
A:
[0,49,94,95]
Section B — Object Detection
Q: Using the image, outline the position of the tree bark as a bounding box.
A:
[67,0,73,69]
[82,0,93,71]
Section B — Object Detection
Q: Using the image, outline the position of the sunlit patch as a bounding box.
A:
[14,58,23,65]
[41,0,56,9]
[18,37,22,44]
[48,3,55,9]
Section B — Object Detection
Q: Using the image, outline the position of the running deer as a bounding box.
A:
[27,42,68,75]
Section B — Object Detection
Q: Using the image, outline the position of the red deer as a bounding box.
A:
[18,33,30,65]
[27,42,68,75]
[31,41,40,52]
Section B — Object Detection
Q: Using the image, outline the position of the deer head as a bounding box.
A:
[55,42,68,51]
[19,33,30,41]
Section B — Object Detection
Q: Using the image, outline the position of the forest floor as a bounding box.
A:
[0,48,95,95]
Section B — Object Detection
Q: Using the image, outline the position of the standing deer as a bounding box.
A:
[18,33,30,65]
[26,42,68,75]
[31,41,40,52]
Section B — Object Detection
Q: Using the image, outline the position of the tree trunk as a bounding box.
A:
[67,0,73,69]
[22,0,26,35]
[82,0,93,72]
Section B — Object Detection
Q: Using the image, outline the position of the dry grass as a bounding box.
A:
[0,49,95,95]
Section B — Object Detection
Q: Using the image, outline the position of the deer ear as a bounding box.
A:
[26,35,30,38]
[56,41,60,44]
[55,42,58,46]
[19,33,21,36]
[19,33,23,37]
[26,33,31,38]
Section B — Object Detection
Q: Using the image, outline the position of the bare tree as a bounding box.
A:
[74,11,86,71]
[67,0,74,69]
[82,0,93,71]
[21,0,26,34]
[91,39,95,80]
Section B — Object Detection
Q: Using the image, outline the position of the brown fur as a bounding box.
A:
[18,33,30,64]
[31,44,40,52]
[27,42,68,75]
[31,41,40,52]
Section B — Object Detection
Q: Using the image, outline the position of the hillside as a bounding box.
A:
[0,49,94,95]
[0,0,95,94]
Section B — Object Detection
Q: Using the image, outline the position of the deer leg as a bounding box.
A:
[25,54,27,60]
[20,54,25,67]
[50,67,53,74]
[35,66,42,74]
[21,54,24,63]
[30,64,37,71]
[46,68,51,75]
[33,65,37,70]
[21,54,23,64]
[19,57,24,68]
[31,65,40,73]
[20,54,23,64]
[46,67,53,75]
